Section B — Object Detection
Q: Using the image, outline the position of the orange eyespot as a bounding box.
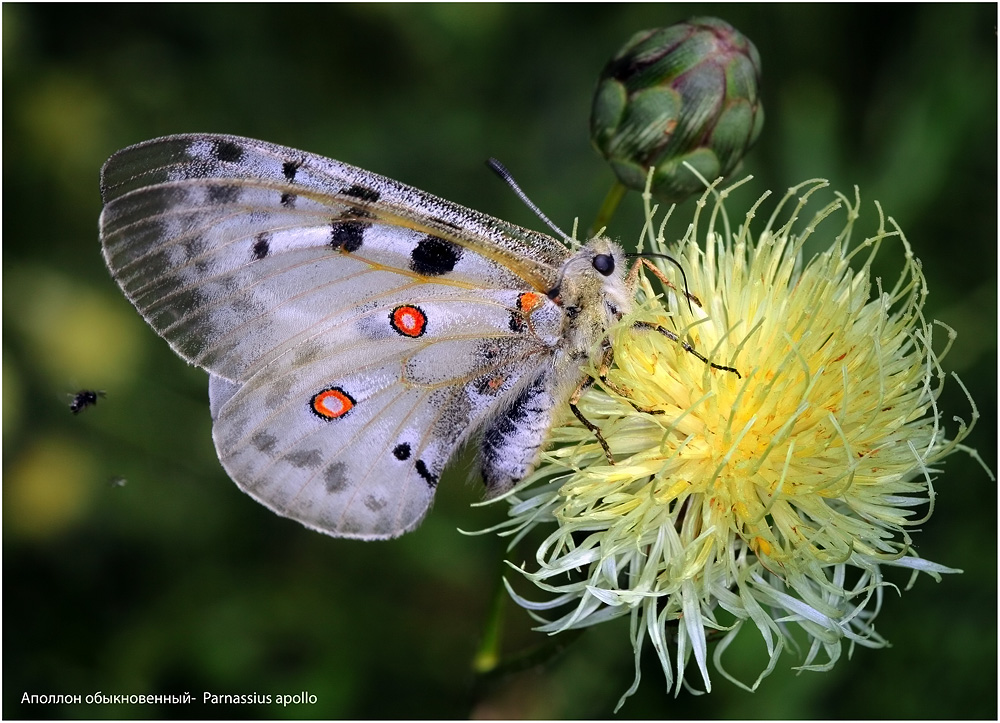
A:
[311,387,355,420]
[518,292,543,314]
[390,305,427,338]
[510,292,545,334]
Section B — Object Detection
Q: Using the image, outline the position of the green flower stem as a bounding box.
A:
[471,575,506,675]
[590,179,627,237]
[470,570,585,686]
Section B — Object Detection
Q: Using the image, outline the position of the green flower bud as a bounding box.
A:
[591,17,764,204]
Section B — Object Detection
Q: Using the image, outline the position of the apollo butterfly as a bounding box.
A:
[100,134,728,539]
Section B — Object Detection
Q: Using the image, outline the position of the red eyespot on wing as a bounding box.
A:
[390,305,427,338]
[518,292,543,314]
[310,387,355,420]
[510,292,544,333]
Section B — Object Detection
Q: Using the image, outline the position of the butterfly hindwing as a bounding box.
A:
[206,291,561,538]
[99,134,576,538]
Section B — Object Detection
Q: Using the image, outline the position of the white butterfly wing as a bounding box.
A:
[100,134,569,538]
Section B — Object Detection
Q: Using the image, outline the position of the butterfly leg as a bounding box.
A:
[634,321,742,377]
[568,376,615,465]
[591,346,667,416]
[568,339,687,459]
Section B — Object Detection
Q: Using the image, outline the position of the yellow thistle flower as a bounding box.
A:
[493,177,989,709]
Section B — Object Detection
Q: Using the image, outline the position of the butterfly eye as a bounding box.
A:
[592,253,615,276]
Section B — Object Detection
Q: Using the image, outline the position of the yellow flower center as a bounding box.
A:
[564,192,948,571]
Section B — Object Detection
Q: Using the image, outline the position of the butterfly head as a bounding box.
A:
[548,237,632,355]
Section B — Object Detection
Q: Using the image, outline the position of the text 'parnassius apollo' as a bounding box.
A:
[99,134,635,539]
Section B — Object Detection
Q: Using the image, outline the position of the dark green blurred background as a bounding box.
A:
[3,4,996,719]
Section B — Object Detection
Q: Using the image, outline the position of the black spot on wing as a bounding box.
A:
[280,192,296,208]
[283,158,303,181]
[252,233,270,260]
[342,184,381,203]
[415,459,438,487]
[410,235,462,276]
[214,139,244,163]
[393,443,411,461]
[330,220,368,252]
[208,184,240,205]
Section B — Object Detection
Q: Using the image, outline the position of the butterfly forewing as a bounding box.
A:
[100,135,567,379]
[99,134,575,538]
[100,134,569,279]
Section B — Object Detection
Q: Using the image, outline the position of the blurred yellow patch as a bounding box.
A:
[5,436,98,539]
[7,266,145,387]
[18,70,111,188]
[3,353,24,441]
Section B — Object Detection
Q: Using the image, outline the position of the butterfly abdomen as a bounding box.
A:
[477,239,634,495]
[480,368,557,495]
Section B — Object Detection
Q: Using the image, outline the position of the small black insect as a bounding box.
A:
[70,390,106,414]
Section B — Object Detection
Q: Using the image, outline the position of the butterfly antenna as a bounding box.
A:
[487,158,573,243]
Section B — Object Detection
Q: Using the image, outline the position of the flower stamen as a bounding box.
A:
[490,177,989,708]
